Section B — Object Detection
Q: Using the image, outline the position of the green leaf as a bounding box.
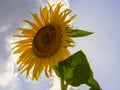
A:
[86,71,101,90]
[69,29,93,37]
[54,50,101,89]
[54,50,91,87]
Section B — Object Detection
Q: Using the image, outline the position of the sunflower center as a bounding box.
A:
[42,33,50,45]
[32,25,62,57]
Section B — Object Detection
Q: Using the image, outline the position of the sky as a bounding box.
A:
[0,0,120,90]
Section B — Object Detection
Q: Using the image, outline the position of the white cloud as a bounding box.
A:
[0,36,19,89]
[48,0,70,10]
[47,75,60,90]
[0,25,18,89]
[0,24,11,33]
[0,54,18,88]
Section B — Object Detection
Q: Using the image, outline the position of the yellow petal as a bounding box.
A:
[40,7,49,25]
[13,46,30,54]
[13,34,32,38]
[23,20,39,30]
[57,9,71,24]
[12,39,32,44]
[64,15,77,24]
[52,3,63,22]
[30,12,43,26]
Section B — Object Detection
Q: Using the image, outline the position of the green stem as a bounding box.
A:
[60,78,68,90]
[60,78,65,90]
[65,83,68,90]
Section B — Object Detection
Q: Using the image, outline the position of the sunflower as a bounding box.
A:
[12,2,77,80]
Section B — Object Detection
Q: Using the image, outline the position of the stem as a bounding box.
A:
[64,83,68,90]
[60,78,65,90]
[60,78,68,90]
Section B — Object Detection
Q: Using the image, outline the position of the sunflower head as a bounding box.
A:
[12,2,77,80]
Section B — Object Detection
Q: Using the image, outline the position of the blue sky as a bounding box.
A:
[0,0,120,90]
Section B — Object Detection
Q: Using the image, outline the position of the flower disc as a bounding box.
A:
[32,25,61,57]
